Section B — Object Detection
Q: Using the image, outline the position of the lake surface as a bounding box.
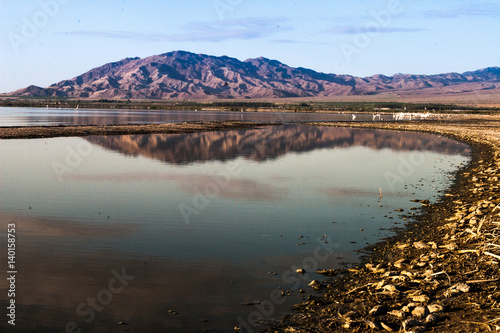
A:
[0,107,396,127]
[0,125,469,332]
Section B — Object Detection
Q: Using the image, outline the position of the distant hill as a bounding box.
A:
[8,50,500,100]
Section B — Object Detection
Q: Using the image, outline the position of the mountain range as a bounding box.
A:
[9,50,500,100]
[87,125,470,165]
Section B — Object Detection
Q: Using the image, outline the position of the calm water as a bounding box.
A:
[0,125,469,332]
[0,107,395,126]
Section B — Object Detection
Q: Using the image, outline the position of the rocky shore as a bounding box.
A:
[267,115,500,332]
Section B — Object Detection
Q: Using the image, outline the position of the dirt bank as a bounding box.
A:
[0,121,269,139]
[266,115,500,332]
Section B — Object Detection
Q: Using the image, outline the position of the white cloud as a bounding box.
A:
[326,26,425,35]
[424,3,500,18]
[58,18,288,42]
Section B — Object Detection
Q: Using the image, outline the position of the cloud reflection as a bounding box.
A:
[65,173,288,202]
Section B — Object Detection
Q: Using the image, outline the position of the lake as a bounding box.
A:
[0,107,397,127]
[0,124,469,332]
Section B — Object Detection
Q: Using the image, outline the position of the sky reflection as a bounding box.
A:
[0,125,470,332]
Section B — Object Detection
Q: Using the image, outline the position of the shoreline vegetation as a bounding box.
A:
[1,114,500,332]
[0,98,499,114]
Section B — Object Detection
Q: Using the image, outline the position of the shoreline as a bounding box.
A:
[267,116,500,332]
[0,121,270,139]
[1,116,499,332]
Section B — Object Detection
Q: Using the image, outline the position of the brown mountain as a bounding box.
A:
[9,50,500,99]
[86,125,471,165]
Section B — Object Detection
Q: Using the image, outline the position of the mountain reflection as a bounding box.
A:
[87,125,470,164]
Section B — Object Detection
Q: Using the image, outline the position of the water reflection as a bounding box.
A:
[0,126,470,332]
[87,125,470,164]
[0,214,282,333]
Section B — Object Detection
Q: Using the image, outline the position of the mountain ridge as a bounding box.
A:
[8,50,500,100]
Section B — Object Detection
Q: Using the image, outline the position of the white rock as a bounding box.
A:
[427,304,444,313]
[411,306,428,319]
[308,280,321,289]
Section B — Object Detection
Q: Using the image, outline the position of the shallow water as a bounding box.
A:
[0,106,394,127]
[0,125,469,332]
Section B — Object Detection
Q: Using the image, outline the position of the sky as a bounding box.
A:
[1,0,499,93]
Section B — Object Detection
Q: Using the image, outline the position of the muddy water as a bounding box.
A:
[0,125,469,332]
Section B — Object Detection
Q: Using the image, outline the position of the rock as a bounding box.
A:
[388,309,405,318]
[382,284,399,295]
[380,322,394,332]
[296,268,306,274]
[401,303,419,313]
[394,258,407,269]
[343,319,353,329]
[369,305,385,316]
[465,211,476,220]
[315,269,336,276]
[390,275,409,283]
[412,295,430,303]
[382,271,397,278]
[411,306,428,319]
[427,304,444,313]
[423,269,434,279]
[401,305,412,313]
[367,263,387,274]
[425,314,439,324]
[402,318,423,329]
[419,255,430,262]
[413,241,430,249]
[401,271,414,278]
[308,280,321,289]
[427,241,438,249]
[363,319,378,329]
[453,282,470,293]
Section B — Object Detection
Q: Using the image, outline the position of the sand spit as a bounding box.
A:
[266,115,500,332]
[0,121,269,139]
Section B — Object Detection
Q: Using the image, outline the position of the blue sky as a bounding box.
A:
[1,0,499,93]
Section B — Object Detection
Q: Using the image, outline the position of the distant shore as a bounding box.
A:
[1,97,498,113]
